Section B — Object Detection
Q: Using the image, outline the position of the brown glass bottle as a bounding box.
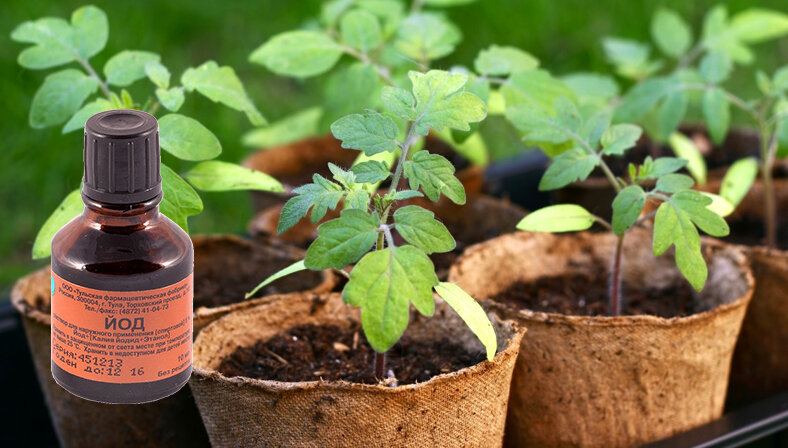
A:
[51,110,193,404]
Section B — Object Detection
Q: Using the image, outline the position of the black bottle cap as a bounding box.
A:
[83,110,162,204]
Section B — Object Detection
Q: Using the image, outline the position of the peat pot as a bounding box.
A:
[449,230,753,447]
[9,234,334,447]
[190,292,525,448]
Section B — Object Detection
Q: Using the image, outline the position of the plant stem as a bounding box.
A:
[761,125,778,248]
[75,56,112,99]
[388,124,418,194]
[340,46,395,86]
[374,352,386,380]
[609,233,625,317]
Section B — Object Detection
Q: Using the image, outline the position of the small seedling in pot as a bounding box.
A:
[248,69,497,379]
[606,6,788,247]
[509,92,730,316]
[11,5,283,259]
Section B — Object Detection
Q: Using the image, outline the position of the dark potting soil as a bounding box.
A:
[494,268,699,318]
[218,323,485,385]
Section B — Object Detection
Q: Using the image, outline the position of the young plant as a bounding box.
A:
[606,6,788,247]
[12,5,283,259]
[248,69,497,378]
[510,92,730,316]
[244,0,490,165]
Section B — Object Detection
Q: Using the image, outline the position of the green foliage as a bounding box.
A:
[611,186,646,235]
[517,204,595,233]
[434,282,497,361]
[183,161,283,192]
[305,209,380,270]
[474,45,539,76]
[249,30,343,77]
[393,206,455,254]
[331,112,400,155]
[720,158,758,207]
[31,189,82,259]
[11,5,276,259]
[668,132,707,185]
[403,151,467,203]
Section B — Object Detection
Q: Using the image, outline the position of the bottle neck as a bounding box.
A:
[82,193,161,227]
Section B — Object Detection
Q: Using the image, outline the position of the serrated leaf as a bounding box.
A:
[160,164,203,231]
[394,13,460,62]
[658,90,687,139]
[341,9,382,52]
[538,148,599,191]
[351,160,390,183]
[517,204,595,233]
[245,260,306,299]
[330,113,399,155]
[249,30,343,78]
[668,132,707,185]
[156,87,185,112]
[672,190,729,237]
[345,188,371,210]
[434,282,497,361]
[32,189,82,259]
[158,114,221,161]
[305,209,379,269]
[183,161,283,192]
[656,173,695,193]
[103,51,161,87]
[393,205,455,254]
[474,45,539,76]
[30,69,98,129]
[392,190,424,200]
[242,107,322,148]
[651,8,692,58]
[145,60,170,89]
[612,185,646,235]
[62,98,113,133]
[720,157,757,207]
[653,201,706,291]
[408,70,487,135]
[702,88,730,145]
[403,151,466,204]
[381,86,417,120]
[344,245,438,352]
[181,60,265,126]
[601,124,643,156]
[278,174,345,233]
[699,52,732,84]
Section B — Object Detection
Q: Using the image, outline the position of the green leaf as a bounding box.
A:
[245,260,306,299]
[29,69,98,129]
[773,66,788,91]
[671,190,729,237]
[720,157,758,207]
[701,192,735,217]
[321,63,381,128]
[381,86,417,121]
[351,160,390,183]
[343,245,438,352]
[434,282,497,362]
[729,9,788,43]
[242,107,322,148]
[668,132,707,185]
[62,98,113,133]
[562,73,620,103]
[71,5,108,59]
[474,45,539,76]
[393,205,455,254]
[278,174,345,233]
[538,148,599,191]
[145,60,171,89]
[423,0,477,6]
[160,164,203,231]
[403,151,466,204]
[612,186,646,235]
[340,9,382,52]
[699,52,732,84]
[305,209,379,270]
[392,190,424,200]
[156,87,185,112]
[702,88,730,145]
[11,17,76,69]
[181,61,265,126]
[32,189,82,259]
[394,13,460,62]
[517,204,595,233]
[614,77,673,122]
[601,124,643,156]
[501,70,577,111]
[650,157,689,179]
[653,201,706,291]
[602,37,661,79]
[658,90,687,139]
[504,103,574,144]
[328,163,357,188]
[158,114,222,161]
[103,51,161,87]
[651,8,692,58]
[330,113,400,155]
[656,173,695,193]
[409,70,487,135]
[183,161,283,192]
[249,30,343,78]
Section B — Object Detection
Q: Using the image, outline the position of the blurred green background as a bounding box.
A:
[2,0,786,295]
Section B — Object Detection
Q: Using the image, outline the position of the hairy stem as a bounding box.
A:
[609,233,626,317]
[341,46,395,86]
[388,124,418,194]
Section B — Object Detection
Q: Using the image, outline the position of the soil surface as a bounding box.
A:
[494,267,698,318]
[218,322,484,385]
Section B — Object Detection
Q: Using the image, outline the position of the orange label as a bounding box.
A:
[51,273,192,384]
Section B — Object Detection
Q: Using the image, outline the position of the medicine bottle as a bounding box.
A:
[50,109,193,404]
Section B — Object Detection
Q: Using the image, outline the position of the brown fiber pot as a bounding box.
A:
[448,230,753,447]
[191,234,336,331]
[190,292,525,448]
[249,194,526,279]
[11,267,210,448]
[242,134,485,213]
